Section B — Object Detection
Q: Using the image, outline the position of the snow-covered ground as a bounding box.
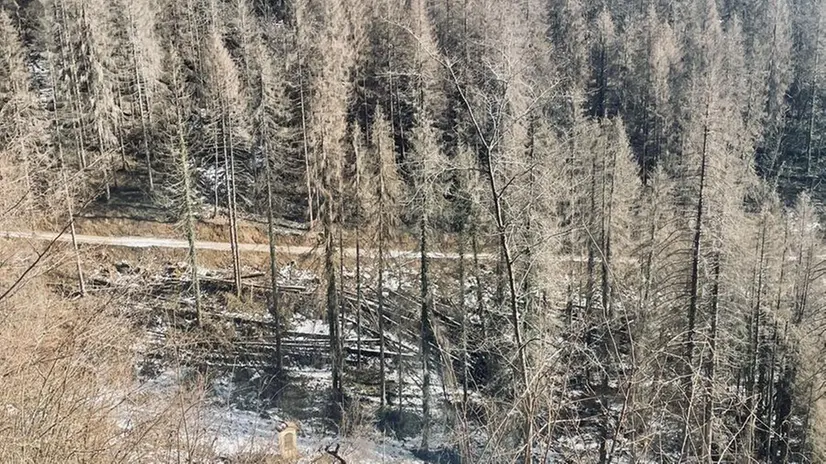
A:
[119,362,436,463]
[102,251,662,463]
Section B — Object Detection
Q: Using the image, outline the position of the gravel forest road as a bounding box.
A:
[0,229,487,260]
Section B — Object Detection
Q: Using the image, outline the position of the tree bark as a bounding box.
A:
[297,48,314,228]
[459,229,468,406]
[264,136,282,377]
[378,190,387,408]
[133,45,153,191]
[686,101,711,373]
[420,206,433,453]
[355,212,363,368]
[471,228,485,340]
[49,57,85,297]
[683,98,711,456]
[483,144,532,463]
[228,115,242,298]
[219,108,242,299]
[703,253,721,464]
[325,201,342,402]
[806,16,820,179]
[179,114,201,326]
[448,65,532,462]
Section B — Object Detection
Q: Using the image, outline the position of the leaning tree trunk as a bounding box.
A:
[450,68,531,461]
[59,146,86,298]
[483,144,531,463]
[228,114,242,298]
[219,108,242,299]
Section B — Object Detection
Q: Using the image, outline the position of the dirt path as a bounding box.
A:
[1,230,492,261]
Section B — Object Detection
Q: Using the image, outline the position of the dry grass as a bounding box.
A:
[0,255,226,463]
[0,276,131,462]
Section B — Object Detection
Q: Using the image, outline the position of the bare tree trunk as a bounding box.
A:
[683,99,711,456]
[219,109,242,298]
[115,88,128,171]
[745,221,768,460]
[355,78,366,370]
[703,253,721,464]
[793,233,813,324]
[57,0,88,171]
[602,141,615,320]
[459,229,468,406]
[806,18,820,179]
[483,144,531,462]
[448,65,531,462]
[686,102,710,376]
[62,149,85,298]
[264,138,282,377]
[565,135,577,327]
[763,322,778,459]
[641,194,658,310]
[228,118,242,298]
[586,156,597,318]
[420,207,433,453]
[297,50,314,228]
[598,140,617,464]
[774,360,796,463]
[766,225,789,459]
[49,58,85,297]
[325,201,342,402]
[378,214,387,407]
[471,227,485,340]
[20,136,32,221]
[96,119,112,201]
[338,204,346,382]
[177,104,202,326]
[641,82,651,185]
[397,308,403,414]
[134,49,153,190]
[355,219,363,367]
[458,226,471,462]
[213,123,220,218]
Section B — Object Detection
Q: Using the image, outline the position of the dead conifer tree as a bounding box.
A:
[161,49,203,324]
[367,109,403,408]
[296,0,365,403]
[408,116,448,453]
[250,23,291,380]
[0,11,48,221]
[114,0,163,188]
[46,51,86,297]
[202,25,247,298]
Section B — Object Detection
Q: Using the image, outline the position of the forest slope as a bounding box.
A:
[1,0,826,463]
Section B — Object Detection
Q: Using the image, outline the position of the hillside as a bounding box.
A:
[1,0,826,463]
